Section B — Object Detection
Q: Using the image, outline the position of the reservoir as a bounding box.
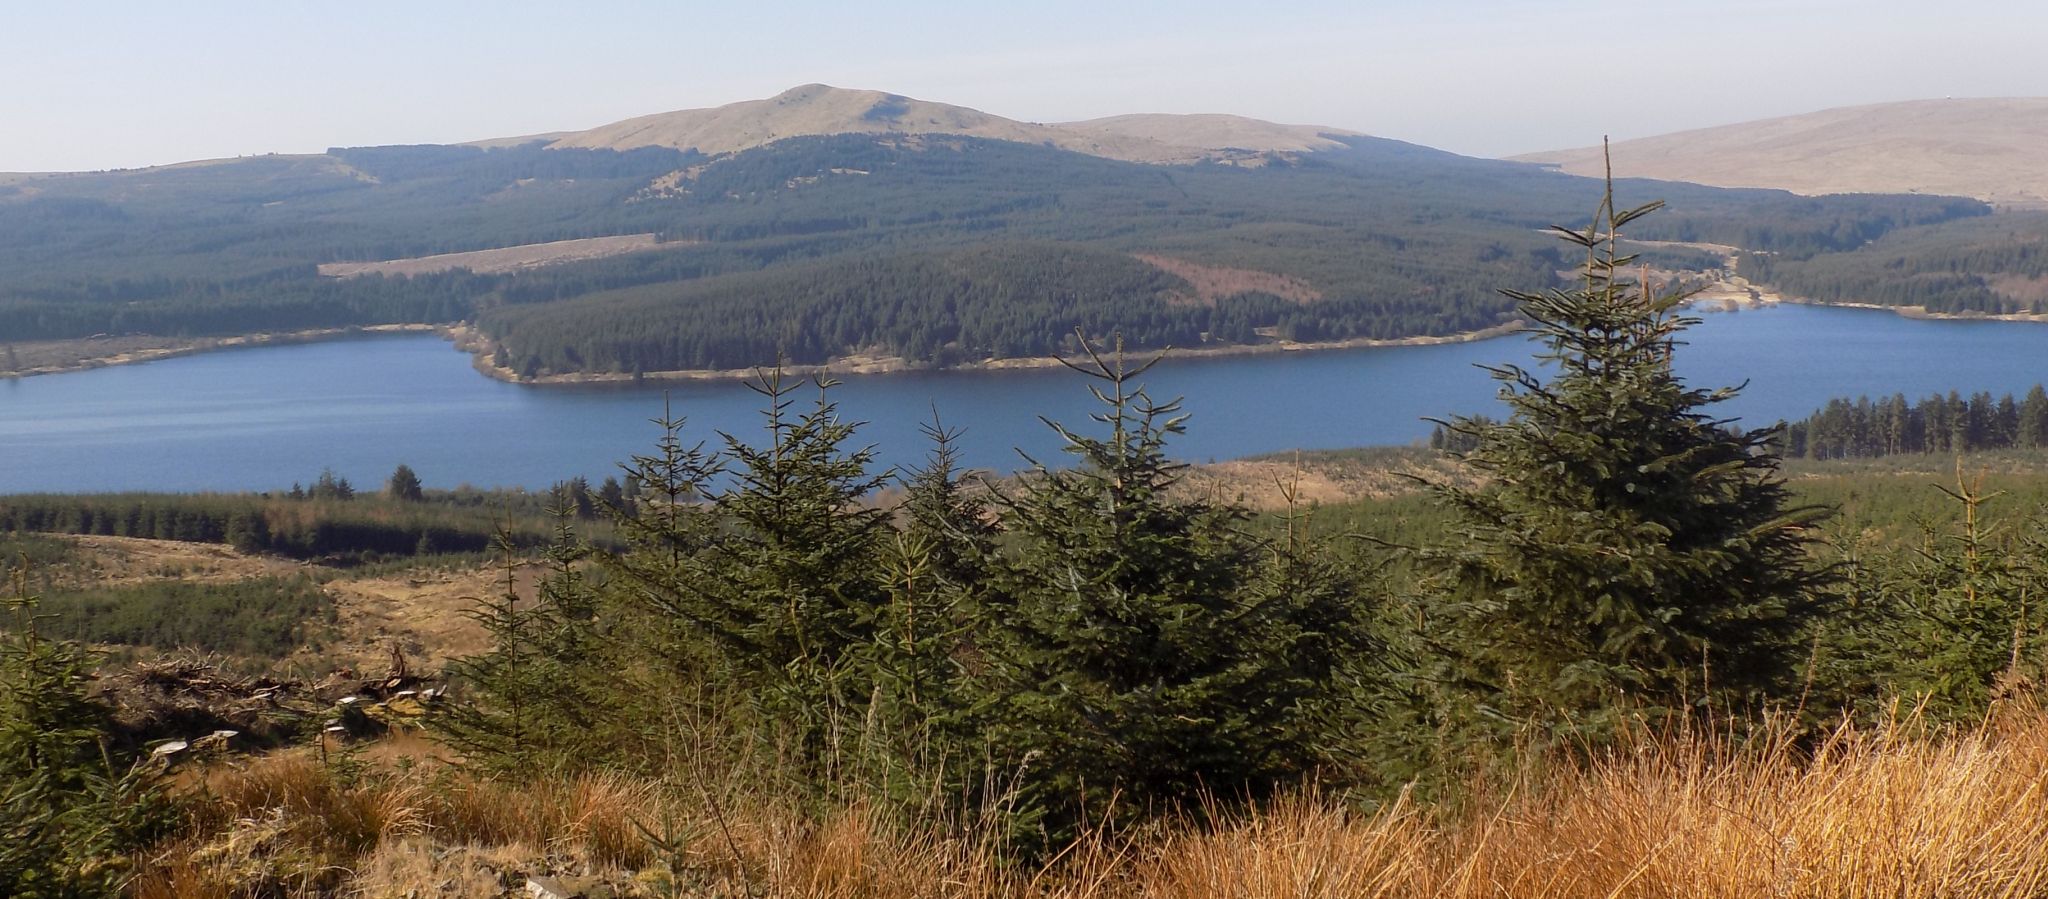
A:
[3,303,2045,494]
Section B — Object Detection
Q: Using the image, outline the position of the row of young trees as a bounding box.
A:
[0,493,561,561]
[292,464,627,515]
[433,187,1946,855]
[1783,385,2048,459]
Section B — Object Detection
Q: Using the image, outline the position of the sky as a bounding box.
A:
[4,0,2044,172]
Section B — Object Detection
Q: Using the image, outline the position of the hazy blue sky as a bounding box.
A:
[4,0,2042,171]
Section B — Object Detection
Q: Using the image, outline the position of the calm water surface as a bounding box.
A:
[3,304,2045,493]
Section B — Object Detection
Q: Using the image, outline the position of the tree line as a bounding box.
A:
[1782,384,2048,459]
[1738,211,2048,315]
[0,479,620,562]
[475,240,1542,374]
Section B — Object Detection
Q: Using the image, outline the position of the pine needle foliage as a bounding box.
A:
[434,519,615,773]
[0,571,170,899]
[702,372,893,694]
[603,375,895,785]
[602,402,722,693]
[970,337,1373,848]
[1886,467,2048,720]
[1428,166,1835,734]
[865,417,997,794]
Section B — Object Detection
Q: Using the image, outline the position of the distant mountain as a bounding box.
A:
[1515,98,2048,207]
[528,83,1361,165]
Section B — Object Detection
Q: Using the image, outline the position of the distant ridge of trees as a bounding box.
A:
[0,131,1995,372]
[1739,211,2048,316]
[1782,384,2048,459]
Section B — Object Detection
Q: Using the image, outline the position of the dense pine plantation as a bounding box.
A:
[0,476,623,562]
[8,190,2048,897]
[1782,383,2048,458]
[0,132,2002,375]
[1741,211,2048,314]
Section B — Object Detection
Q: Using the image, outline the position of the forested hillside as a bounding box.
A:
[1741,211,2048,314]
[0,121,2000,374]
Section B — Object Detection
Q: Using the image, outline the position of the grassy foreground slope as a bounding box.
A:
[10,444,2048,897]
[130,708,2048,897]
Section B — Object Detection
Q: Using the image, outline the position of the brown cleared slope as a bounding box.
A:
[1514,98,2048,207]
[317,233,671,278]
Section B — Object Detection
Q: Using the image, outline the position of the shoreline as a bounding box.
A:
[1,324,448,379]
[10,290,2045,385]
[1782,298,2048,324]
[450,320,1534,386]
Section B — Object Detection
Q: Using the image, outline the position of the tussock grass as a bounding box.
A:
[136,707,2048,898]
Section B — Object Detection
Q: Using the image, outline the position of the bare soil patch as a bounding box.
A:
[318,233,673,278]
[1992,274,2048,307]
[318,564,532,672]
[1135,253,1322,306]
[1181,450,1475,510]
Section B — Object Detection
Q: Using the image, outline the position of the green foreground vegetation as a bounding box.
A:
[6,192,2048,896]
[0,476,621,564]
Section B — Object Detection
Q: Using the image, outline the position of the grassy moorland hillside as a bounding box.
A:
[1517,98,2048,207]
[540,83,1367,164]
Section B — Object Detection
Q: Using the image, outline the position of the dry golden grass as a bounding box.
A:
[134,708,2048,898]
[1515,98,2048,206]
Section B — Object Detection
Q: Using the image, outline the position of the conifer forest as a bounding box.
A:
[11,186,2048,897]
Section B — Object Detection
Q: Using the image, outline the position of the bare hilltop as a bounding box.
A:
[512,83,1362,165]
[1515,98,2048,207]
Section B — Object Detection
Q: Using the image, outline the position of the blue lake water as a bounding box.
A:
[2,303,2045,494]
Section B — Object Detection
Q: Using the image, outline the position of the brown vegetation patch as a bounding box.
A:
[1135,253,1322,306]
[1181,449,1474,510]
[2,335,193,376]
[315,563,530,673]
[1992,273,2048,306]
[1516,97,2048,205]
[33,533,506,673]
[41,534,300,588]
[135,709,2048,897]
[318,234,673,279]
[542,84,1362,167]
